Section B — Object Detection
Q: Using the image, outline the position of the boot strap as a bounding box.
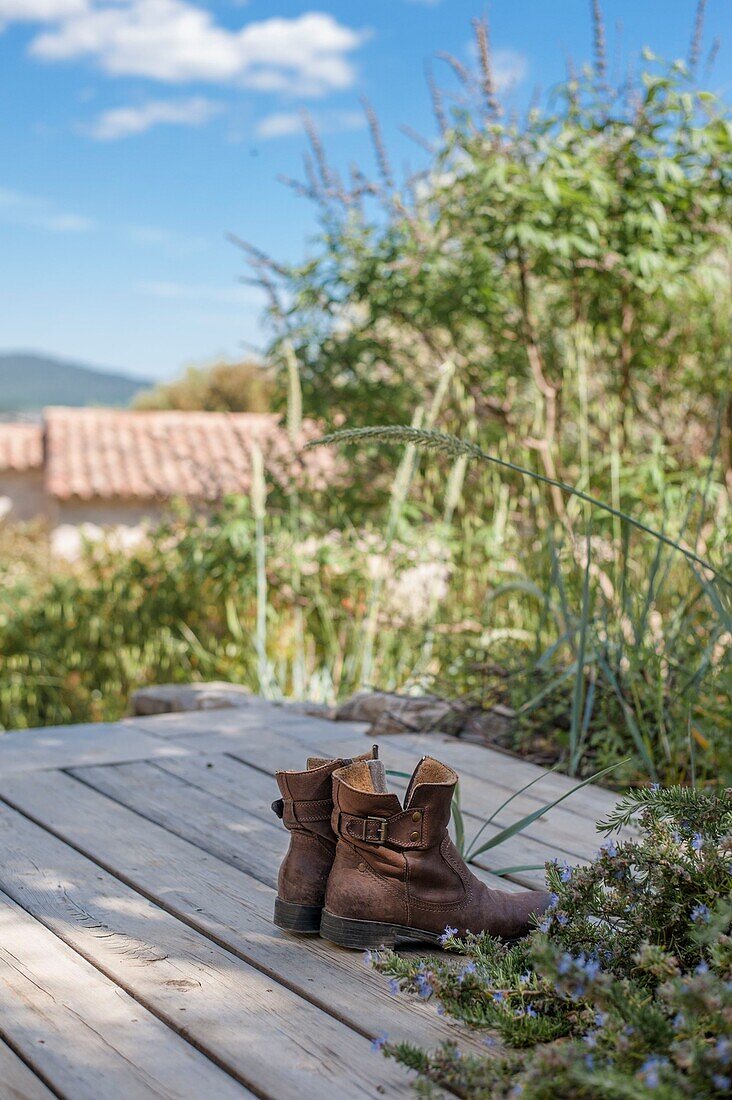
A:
[272,797,332,828]
[334,808,433,849]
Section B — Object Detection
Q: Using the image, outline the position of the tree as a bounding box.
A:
[133,360,274,413]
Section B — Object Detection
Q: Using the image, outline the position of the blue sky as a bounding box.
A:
[1,1,729,382]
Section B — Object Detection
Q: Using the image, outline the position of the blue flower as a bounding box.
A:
[548,892,559,909]
[371,1033,388,1053]
[518,971,531,985]
[695,960,710,975]
[672,1013,685,1031]
[525,1005,538,1018]
[560,863,573,882]
[492,990,505,1004]
[439,925,458,946]
[582,956,601,981]
[584,1054,595,1071]
[538,917,551,933]
[715,1038,730,1066]
[691,903,711,923]
[712,1075,731,1092]
[458,961,477,984]
[557,912,568,926]
[436,1002,445,1016]
[639,1057,668,1089]
[601,839,618,858]
[388,978,400,996]
[557,953,574,976]
[692,833,703,851]
[416,973,433,999]
[583,1032,597,1048]
[594,1012,606,1028]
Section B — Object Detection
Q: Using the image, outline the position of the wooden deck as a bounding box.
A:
[0,698,621,1099]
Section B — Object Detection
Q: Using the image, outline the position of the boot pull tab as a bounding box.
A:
[271,798,284,819]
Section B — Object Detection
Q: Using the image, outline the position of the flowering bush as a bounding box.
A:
[371,786,732,1098]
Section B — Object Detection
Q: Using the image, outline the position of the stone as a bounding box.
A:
[131,682,253,716]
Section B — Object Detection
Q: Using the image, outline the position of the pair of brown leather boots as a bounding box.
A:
[272,746,550,949]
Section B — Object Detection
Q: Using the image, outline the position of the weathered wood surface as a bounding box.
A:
[0,697,623,1098]
[0,890,252,1100]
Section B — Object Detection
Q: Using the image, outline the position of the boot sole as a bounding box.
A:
[273,897,322,934]
[320,910,443,950]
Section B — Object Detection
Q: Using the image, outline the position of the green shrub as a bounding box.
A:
[371,786,732,1098]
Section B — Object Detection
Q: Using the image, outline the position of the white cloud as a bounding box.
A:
[138,281,262,307]
[0,186,94,232]
[16,1,367,97]
[86,96,221,140]
[492,48,528,91]
[0,1,85,19]
[256,108,364,140]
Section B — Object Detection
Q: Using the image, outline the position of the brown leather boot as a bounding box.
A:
[320,755,551,948]
[272,745,378,934]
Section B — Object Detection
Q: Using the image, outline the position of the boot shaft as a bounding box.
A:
[272,747,378,926]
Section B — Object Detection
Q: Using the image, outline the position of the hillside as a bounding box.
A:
[0,353,149,412]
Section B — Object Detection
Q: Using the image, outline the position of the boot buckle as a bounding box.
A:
[362,816,389,843]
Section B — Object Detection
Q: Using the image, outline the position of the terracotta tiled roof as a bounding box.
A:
[42,407,333,501]
[0,423,43,472]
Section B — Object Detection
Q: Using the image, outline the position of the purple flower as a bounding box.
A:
[525,1005,538,1018]
[557,912,568,926]
[601,839,618,858]
[492,991,505,1004]
[712,1075,731,1092]
[560,863,573,883]
[439,925,458,946]
[692,833,703,851]
[538,917,551,933]
[388,978,400,996]
[691,903,711,923]
[548,892,559,909]
[371,1033,388,1053]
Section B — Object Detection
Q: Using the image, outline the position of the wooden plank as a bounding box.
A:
[0,1036,56,1100]
[73,753,533,890]
[125,707,370,743]
[0,889,251,1100]
[0,801,414,1100]
[148,752,524,893]
[157,715,615,861]
[0,768,494,1058]
[0,723,190,775]
[138,721,594,876]
[126,701,617,821]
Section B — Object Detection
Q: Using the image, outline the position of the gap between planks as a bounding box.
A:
[0,888,253,1100]
[0,797,416,1100]
[0,767,495,1064]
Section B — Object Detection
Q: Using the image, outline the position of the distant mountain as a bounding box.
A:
[0,353,150,412]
